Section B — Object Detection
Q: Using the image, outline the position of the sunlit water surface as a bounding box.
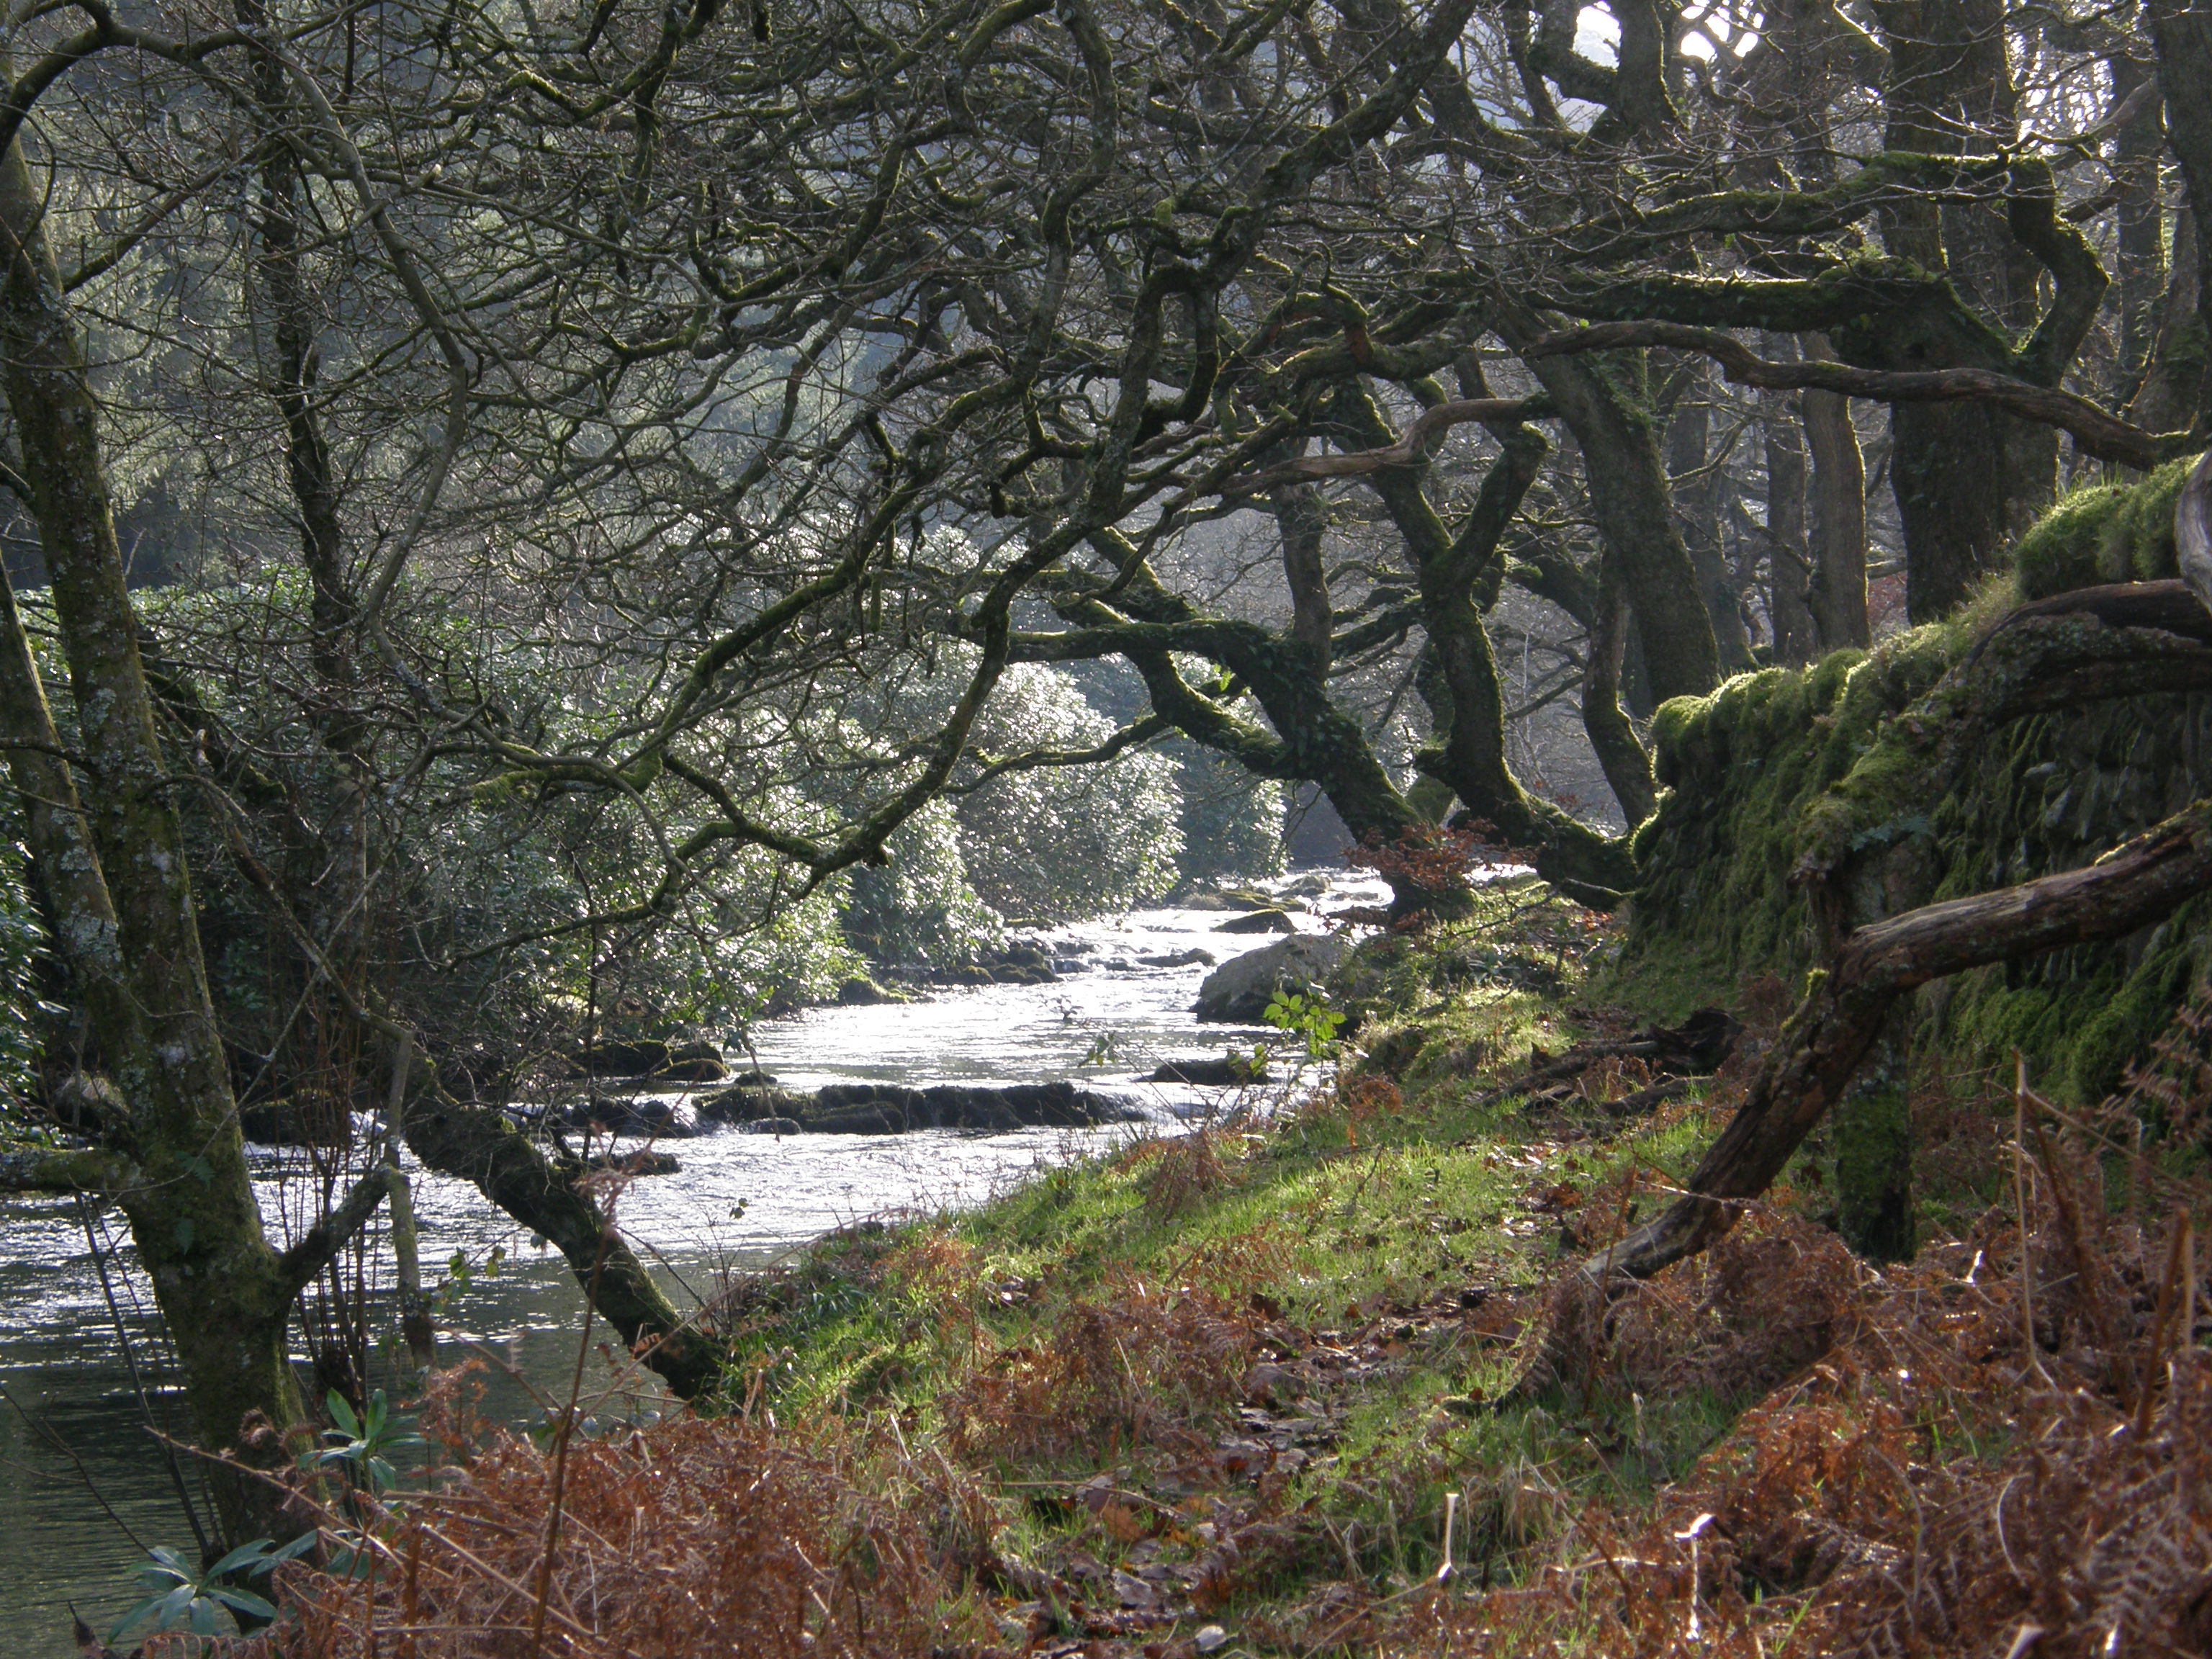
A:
[0,873,1388,1656]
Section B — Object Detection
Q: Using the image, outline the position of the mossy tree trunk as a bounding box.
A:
[1500,320,1722,704]
[400,1097,725,1398]
[1581,559,1658,829]
[1829,1011,1915,1261]
[1870,0,2062,619]
[1761,345,1817,665]
[1326,387,1644,885]
[0,115,328,1540]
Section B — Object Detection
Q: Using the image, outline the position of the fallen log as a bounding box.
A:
[1593,792,2212,1280]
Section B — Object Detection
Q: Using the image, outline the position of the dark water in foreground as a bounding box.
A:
[0,878,1384,1657]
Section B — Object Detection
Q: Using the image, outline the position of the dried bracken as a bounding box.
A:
[1416,1134,2211,1658]
[944,1271,1262,1463]
[272,1413,974,1659]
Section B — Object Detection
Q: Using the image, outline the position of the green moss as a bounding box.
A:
[2013,458,2193,600]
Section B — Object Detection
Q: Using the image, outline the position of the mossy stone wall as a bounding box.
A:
[1619,462,2212,1102]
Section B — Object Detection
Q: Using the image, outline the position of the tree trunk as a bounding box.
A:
[1272,482,1332,674]
[401,1097,725,1398]
[1665,361,1755,672]
[1323,390,1639,899]
[2110,51,2165,396]
[1871,0,2055,619]
[1830,1012,1915,1262]
[1508,338,1722,703]
[2132,205,2205,434]
[1581,559,1658,827]
[1761,342,1817,663]
[0,112,309,1538]
[1800,339,1871,649]
[2150,0,2212,428]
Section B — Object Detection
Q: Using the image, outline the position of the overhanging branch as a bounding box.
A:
[1218,395,1554,494]
[1524,323,2198,469]
[276,1167,395,1295]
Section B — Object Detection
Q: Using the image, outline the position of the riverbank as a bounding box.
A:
[276,881,2211,1658]
[0,876,1377,1655]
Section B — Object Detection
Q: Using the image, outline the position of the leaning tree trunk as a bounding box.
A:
[1581,558,1658,828]
[0,109,318,1539]
[1326,387,1642,895]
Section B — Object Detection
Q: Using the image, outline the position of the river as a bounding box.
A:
[0,872,1385,1658]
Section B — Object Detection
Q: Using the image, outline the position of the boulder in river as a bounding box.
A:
[588,1148,681,1175]
[1174,884,1277,911]
[1213,908,1297,935]
[239,1094,353,1147]
[563,1038,729,1084]
[698,1079,1141,1133]
[1195,934,1349,1023]
[836,976,907,1005]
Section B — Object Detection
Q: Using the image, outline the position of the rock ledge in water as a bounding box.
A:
[1148,1055,1272,1085]
[699,1079,1141,1134]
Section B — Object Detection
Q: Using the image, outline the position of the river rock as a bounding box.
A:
[1139,948,1215,968]
[239,1096,354,1147]
[1195,934,1349,1023]
[566,1038,672,1076]
[43,1071,125,1136]
[698,1079,1141,1133]
[837,976,906,1005]
[588,1148,681,1175]
[1174,884,1276,911]
[920,947,1059,986]
[1213,908,1297,934]
[567,1096,701,1138]
[563,1038,729,1083]
[1148,1055,1272,1085]
[1323,904,1392,927]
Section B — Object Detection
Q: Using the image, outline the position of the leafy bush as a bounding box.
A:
[842,800,1005,965]
[1168,738,1285,885]
[953,664,1182,921]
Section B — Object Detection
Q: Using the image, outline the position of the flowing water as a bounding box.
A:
[0,872,1388,1657]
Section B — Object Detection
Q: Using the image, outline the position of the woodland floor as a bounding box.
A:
[267,887,2212,1658]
